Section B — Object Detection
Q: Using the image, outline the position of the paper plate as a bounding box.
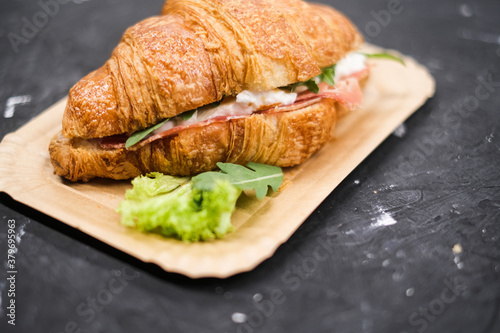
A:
[0,45,435,278]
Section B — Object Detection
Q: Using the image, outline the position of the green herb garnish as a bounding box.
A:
[206,100,221,108]
[125,119,169,148]
[319,64,336,86]
[193,162,283,199]
[286,64,336,94]
[362,52,405,66]
[180,110,196,121]
[288,79,319,94]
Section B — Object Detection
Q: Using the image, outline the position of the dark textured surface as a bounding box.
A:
[1,0,499,332]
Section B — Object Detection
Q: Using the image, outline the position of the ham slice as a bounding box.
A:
[295,77,364,110]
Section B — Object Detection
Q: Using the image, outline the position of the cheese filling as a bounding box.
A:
[153,89,298,134]
[335,52,367,81]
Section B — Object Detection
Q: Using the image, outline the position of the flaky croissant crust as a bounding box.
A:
[50,99,337,182]
[62,0,363,140]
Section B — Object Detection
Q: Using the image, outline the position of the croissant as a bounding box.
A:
[49,0,366,182]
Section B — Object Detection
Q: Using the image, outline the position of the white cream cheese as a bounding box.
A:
[236,89,297,109]
[334,52,367,81]
[153,89,297,134]
[196,89,297,122]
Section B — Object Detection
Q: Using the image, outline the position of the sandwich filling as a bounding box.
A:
[99,52,370,150]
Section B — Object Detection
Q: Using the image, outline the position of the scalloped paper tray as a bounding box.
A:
[0,45,435,278]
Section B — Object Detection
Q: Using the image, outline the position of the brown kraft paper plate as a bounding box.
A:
[0,44,435,278]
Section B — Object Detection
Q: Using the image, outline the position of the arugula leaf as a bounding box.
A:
[193,162,283,199]
[207,100,222,108]
[319,64,336,86]
[125,119,169,148]
[286,64,337,93]
[180,110,196,121]
[303,80,320,94]
[191,171,230,191]
[286,82,299,92]
[362,52,405,66]
[288,79,319,93]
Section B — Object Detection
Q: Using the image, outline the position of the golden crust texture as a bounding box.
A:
[62,0,363,139]
[50,99,337,182]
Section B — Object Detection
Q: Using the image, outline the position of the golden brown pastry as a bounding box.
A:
[50,0,367,182]
[50,99,336,181]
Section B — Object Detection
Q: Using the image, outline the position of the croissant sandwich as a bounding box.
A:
[49,0,370,182]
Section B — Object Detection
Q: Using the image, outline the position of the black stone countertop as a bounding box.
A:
[0,0,499,332]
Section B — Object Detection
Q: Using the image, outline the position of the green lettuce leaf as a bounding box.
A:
[124,172,189,201]
[117,173,241,242]
[192,162,283,199]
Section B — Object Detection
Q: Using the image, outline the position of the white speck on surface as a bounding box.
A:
[4,95,31,118]
[231,312,248,324]
[450,204,461,215]
[367,253,375,259]
[396,250,405,258]
[393,124,407,138]
[371,212,397,228]
[16,221,28,245]
[382,259,390,267]
[453,244,463,254]
[354,179,360,185]
[458,4,473,17]
[406,288,415,297]
[486,133,494,143]
[252,293,263,302]
[454,255,464,269]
